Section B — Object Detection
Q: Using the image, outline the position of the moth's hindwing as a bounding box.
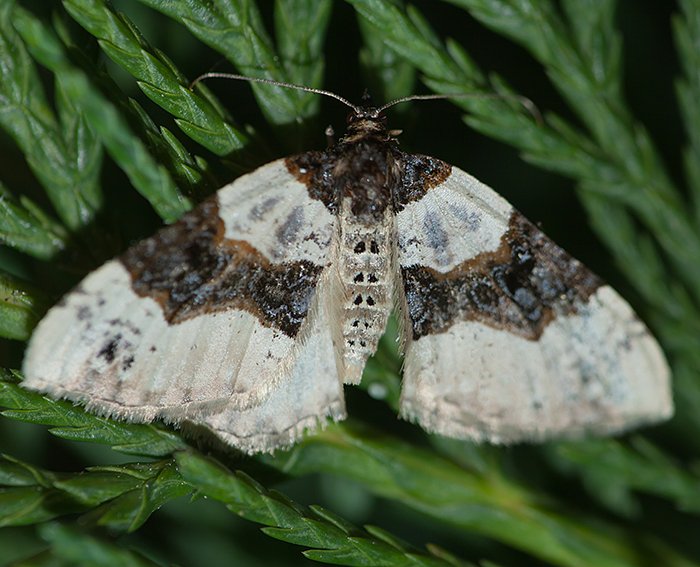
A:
[22,159,346,453]
[395,161,673,442]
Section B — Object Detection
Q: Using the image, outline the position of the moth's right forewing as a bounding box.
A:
[395,162,673,442]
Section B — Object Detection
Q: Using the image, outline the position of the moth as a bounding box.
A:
[22,85,673,454]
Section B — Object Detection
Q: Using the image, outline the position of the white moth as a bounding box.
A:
[22,90,673,454]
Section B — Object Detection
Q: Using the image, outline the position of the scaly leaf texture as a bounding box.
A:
[38,522,162,566]
[673,0,700,226]
[175,450,472,567]
[357,15,417,104]
[263,425,694,567]
[0,2,102,233]
[63,0,248,157]
[274,0,332,104]
[0,371,186,457]
[0,455,189,533]
[0,183,67,261]
[135,0,327,127]
[0,272,47,341]
[546,437,700,517]
[11,5,190,223]
[0,371,474,565]
[3,371,640,567]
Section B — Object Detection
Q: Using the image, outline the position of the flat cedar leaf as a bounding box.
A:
[0,271,47,341]
[51,462,182,508]
[357,15,416,104]
[364,524,414,552]
[347,0,472,86]
[136,0,312,126]
[87,462,190,532]
[0,454,55,489]
[0,486,85,527]
[672,0,700,223]
[262,517,347,547]
[11,5,190,223]
[310,505,360,535]
[425,543,474,567]
[0,457,192,537]
[54,470,146,507]
[175,451,470,566]
[0,372,186,457]
[0,2,102,232]
[549,438,700,515]
[125,98,213,200]
[275,0,332,88]
[0,183,66,260]
[63,0,248,156]
[262,423,691,567]
[303,539,448,567]
[174,453,259,507]
[39,523,160,567]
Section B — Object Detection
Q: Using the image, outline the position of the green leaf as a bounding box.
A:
[136,0,317,126]
[547,437,700,517]
[0,272,47,341]
[0,456,86,527]
[175,451,472,567]
[63,0,248,156]
[274,0,332,89]
[39,523,160,567]
[348,0,472,87]
[357,14,416,103]
[73,461,190,532]
[11,5,190,223]
[0,1,103,232]
[673,0,700,225]
[0,183,67,260]
[0,371,187,457]
[263,423,692,567]
[0,455,189,534]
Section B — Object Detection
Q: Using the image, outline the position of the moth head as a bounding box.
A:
[343,106,389,141]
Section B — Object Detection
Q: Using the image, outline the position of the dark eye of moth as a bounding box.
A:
[354,242,366,253]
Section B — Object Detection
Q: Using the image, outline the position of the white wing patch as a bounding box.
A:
[218,160,335,263]
[23,260,296,416]
[401,287,672,441]
[397,167,512,271]
[199,281,345,453]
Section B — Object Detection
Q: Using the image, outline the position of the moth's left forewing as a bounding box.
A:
[23,159,347,453]
[395,160,673,442]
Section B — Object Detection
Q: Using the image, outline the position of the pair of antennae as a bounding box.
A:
[189,72,540,120]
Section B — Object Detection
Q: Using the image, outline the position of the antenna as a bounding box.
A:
[189,72,541,123]
[377,92,542,124]
[189,72,361,114]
